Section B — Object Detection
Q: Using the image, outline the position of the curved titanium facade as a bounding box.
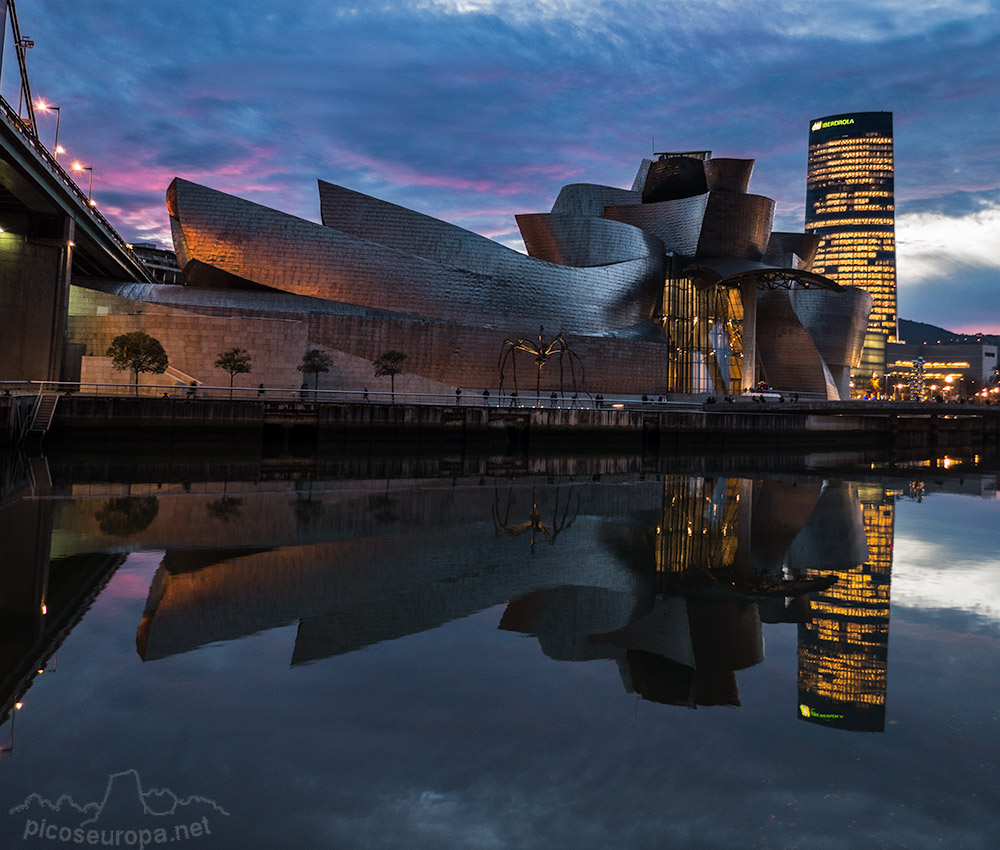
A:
[169,178,663,336]
[67,153,870,398]
[756,287,873,399]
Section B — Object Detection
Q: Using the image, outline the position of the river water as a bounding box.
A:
[1,449,997,849]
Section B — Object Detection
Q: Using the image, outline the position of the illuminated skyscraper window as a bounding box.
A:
[797,485,894,732]
[806,112,896,383]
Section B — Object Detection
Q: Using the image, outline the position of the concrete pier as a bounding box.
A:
[14,394,998,452]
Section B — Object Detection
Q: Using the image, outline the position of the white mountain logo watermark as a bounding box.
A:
[9,769,229,846]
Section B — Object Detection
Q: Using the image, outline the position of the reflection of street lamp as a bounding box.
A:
[71,161,94,204]
[1,701,23,755]
[34,101,61,158]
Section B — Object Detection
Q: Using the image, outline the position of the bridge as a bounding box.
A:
[0,0,152,382]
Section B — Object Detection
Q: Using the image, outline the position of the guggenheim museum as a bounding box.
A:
[67,152,871,399]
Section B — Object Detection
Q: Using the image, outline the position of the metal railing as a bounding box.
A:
[21,381,703,411]
[0,94,151,276]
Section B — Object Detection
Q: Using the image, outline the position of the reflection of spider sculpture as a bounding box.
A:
[497,325,587,407]
[492,480,585,552]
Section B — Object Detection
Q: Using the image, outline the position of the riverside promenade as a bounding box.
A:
[4,386,999,452]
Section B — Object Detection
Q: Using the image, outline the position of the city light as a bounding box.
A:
[71,161,94,201]
[34,100,61,158]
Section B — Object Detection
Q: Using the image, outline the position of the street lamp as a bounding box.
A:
[34,101,61,159]
[71,161,94,204]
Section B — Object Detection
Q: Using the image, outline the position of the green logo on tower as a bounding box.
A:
[812,117,856,131]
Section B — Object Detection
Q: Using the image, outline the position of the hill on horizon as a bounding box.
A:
[897,319,998,346]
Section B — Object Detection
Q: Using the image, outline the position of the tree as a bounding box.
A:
[215,347,252,398]
[94,496,159,537]
[373,350,407,403]
[106,331,168,395]
[206,496,244,523]
[297,349,333,398]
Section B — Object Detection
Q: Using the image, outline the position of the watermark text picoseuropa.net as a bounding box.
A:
[22,815,215,847]
[9,769,229,848]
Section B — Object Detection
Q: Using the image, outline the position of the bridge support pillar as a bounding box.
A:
[0,216,75,382]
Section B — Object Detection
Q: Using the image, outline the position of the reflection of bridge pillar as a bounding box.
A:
[0,498,52,644]
[740,278,757,392]
[0,215,75,381]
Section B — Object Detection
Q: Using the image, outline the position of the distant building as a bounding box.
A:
[806,112,896,389]
[131,242,183,284]
[886,341,999,400]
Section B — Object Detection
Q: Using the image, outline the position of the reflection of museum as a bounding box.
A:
[68,152,870,399]
[2,467,907,731]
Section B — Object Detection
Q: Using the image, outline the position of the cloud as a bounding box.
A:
[895,195,1000,331]
[897,203,1000,284]
[891,495,1000,622]
[892,536,1000,623]
[409,0,995,41]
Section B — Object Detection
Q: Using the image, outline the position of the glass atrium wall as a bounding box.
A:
[662,276,743,396]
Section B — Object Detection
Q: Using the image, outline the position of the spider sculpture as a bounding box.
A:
[492,479,586,552]
[497,326,588,407]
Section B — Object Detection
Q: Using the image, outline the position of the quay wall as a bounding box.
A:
[0,396,36,447]
[26,396,1000,451]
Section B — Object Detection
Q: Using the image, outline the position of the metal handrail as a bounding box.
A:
[0,94,150,274]
[26,380,701,411]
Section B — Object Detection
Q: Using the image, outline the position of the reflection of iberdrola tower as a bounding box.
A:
[797,483,894,732]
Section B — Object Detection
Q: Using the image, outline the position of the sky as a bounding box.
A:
[4,0,999,333]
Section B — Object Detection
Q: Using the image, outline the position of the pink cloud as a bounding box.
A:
[950,323,1000,336]
[100,560,161,600]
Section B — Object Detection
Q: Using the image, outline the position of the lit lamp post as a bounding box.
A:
[71,161,94,205]
[34,101,61,158]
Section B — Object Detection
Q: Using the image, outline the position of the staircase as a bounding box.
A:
[22,391,61,451]
[165,365,200,388]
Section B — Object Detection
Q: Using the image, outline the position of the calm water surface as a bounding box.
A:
[1,452,998,849]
